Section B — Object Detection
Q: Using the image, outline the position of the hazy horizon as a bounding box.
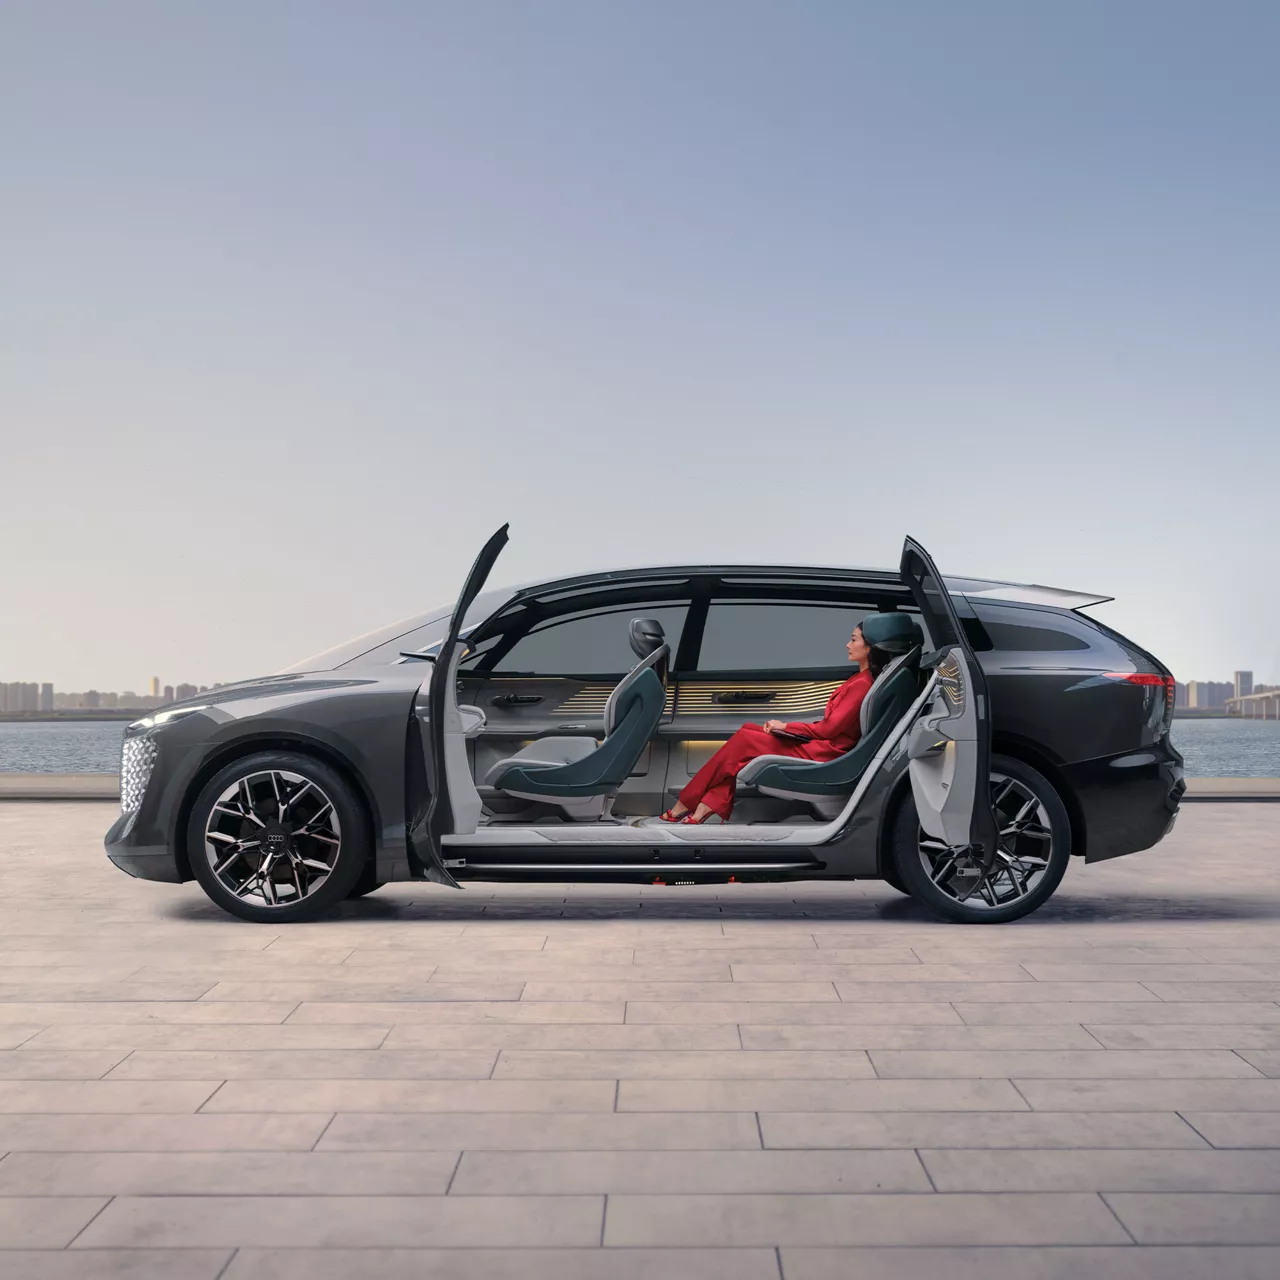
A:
[4,2,1278,691]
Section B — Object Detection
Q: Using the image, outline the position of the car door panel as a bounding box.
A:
[900,537,1000,864]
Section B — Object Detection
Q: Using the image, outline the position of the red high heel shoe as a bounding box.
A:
[679,812,716,824]
[659,807,687,822]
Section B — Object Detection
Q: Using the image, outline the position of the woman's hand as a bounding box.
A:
[764,720,786,734]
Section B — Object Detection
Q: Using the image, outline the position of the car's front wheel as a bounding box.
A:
[187,752,370,923]
[890,754,1071,924]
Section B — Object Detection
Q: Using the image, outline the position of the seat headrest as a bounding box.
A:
[628,618,667,660]
[861,612,923,656]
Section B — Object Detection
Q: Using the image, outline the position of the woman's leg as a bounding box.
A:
[677,725,779,821]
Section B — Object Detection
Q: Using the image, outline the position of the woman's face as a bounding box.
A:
[847,625,870,665]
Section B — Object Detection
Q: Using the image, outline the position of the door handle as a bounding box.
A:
[713,690,777,704]
[492,694,544,707]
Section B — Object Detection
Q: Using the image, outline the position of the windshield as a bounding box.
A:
[278,587,516,673]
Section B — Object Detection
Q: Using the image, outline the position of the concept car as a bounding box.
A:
[105,533,1184,924]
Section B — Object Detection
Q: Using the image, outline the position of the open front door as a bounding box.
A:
[412,524,509,885]
[900,537,999,870]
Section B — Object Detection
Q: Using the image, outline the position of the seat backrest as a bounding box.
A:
[603,619,670,737]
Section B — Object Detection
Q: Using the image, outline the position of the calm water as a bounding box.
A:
[2,716,1280,778]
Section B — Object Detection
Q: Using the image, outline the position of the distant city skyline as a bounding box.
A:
[0,678,216,713]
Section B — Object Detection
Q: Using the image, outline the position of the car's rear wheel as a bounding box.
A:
[187,752,369,923]
[890,754,1071,924]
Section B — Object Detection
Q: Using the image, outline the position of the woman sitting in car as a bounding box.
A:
[661,621,894,824]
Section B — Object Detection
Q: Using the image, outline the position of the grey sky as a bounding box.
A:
[3,1,1277,692]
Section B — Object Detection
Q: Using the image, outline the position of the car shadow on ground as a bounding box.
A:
[160,886,1280,927]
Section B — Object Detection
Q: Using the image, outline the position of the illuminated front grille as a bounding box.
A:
[120,736,158,814]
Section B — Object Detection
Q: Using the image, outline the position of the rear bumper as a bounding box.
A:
[1064,739,1185,864]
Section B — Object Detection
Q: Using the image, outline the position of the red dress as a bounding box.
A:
[677,667,876,820]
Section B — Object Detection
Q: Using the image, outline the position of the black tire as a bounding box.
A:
[187,752,370,923]
[890,754,1071,924]
[879,863,909,895]
[346,880,386,899]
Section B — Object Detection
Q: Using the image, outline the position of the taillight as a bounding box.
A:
[1104,672,1176,725]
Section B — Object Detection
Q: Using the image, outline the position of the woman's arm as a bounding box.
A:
[783,681,869,742]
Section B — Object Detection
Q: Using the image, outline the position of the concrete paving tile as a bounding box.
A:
[494,1050,875,1079]
[1236,1050,1280,1077]
[1025,964,1280,982]
[912,947,1207,964]
[1015,1079,1280,1111]
[318,1111,763,1151]
[619,1078,1026,1112]
[105,1049,497,1079]
[0,1196,110,1247]
[760,1110,1207,1149]
[431,960,735,981]
[204,1078,616,1113]
[0,1025,44,1049]
[0,981,216,1001]
[198,981,527,1002]
[0,1150,459,1195]
[1086,1024,1280,1050]
[1106,1192,1280,1243]
[384,1023,741,1050]
[921,1147,1280,1191]
[1143,983,1280,1001]
[74,1194,604,1248]
[523,981,836,1002]
[956,1001,1280,1025]
[0,1250,233,1280]
[779,1245,1280,1280]
[287,1001,623,1024]
[22,1023,392,1050]
[869,1050,1262,1079]
[0,1002,298,1025]
[1181,1112,1280,1148]
[836,981,1157,1002]
[0,1112,333,1151]
[451,1148,929,1194]
[634,947,919,965]
[603,1191,1130,1246]
[222,1246,781,1280]
[733,964,1035,982]
[0,1080,220,1112]
[0,1050,126,1078]
[740,1025,1101,1050]
[624,1001,963,1025]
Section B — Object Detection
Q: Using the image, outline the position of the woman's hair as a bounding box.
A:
[866,644,893,679]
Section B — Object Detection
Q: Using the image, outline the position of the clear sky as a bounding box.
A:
[3,1,1277,692]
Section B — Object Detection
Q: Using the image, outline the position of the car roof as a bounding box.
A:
[497,563,1113,612]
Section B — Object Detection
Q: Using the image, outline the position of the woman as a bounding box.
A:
[661,622,892,824]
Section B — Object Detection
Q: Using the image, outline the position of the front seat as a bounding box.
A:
[736,613,924,819]
[483,618,670,820]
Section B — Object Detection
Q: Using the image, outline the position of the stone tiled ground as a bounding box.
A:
[1,802,1280,1278]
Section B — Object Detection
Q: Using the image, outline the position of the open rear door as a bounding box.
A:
[900,537,999,871]
[413,524,509,884]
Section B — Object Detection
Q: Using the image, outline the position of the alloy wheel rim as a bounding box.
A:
[203,769,341,908]
[916,771,1052,910]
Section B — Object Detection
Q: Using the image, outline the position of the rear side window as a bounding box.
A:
[695,601,872,673]
[490,604,688,677]
[972,603,1094,653]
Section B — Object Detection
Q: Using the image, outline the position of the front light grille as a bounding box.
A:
[120,736,159,814]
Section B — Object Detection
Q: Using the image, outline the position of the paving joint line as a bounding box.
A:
[1097,1190,1139,1244]
[213,1247,239,1279]
[63,1193,113,1248]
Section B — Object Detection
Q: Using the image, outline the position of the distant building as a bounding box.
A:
[39,683,53,712]
[21,683,38,712]
[175,683,197,701]
[1235,671,1254,700]
[163,685,174,703]
[1186,680,1233,710]
[149,677,160,697]
[83,690,100,709]
[1174,682,1187,709]
[100,692,119,709]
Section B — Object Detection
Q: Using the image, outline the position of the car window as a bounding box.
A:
[695,601,872,673]
[490,604,689,677]
[972,603,1093,652]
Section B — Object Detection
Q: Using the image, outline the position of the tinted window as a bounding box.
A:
[974,603,1093,652]
[491,605,688,676]
[696,601,870,673]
